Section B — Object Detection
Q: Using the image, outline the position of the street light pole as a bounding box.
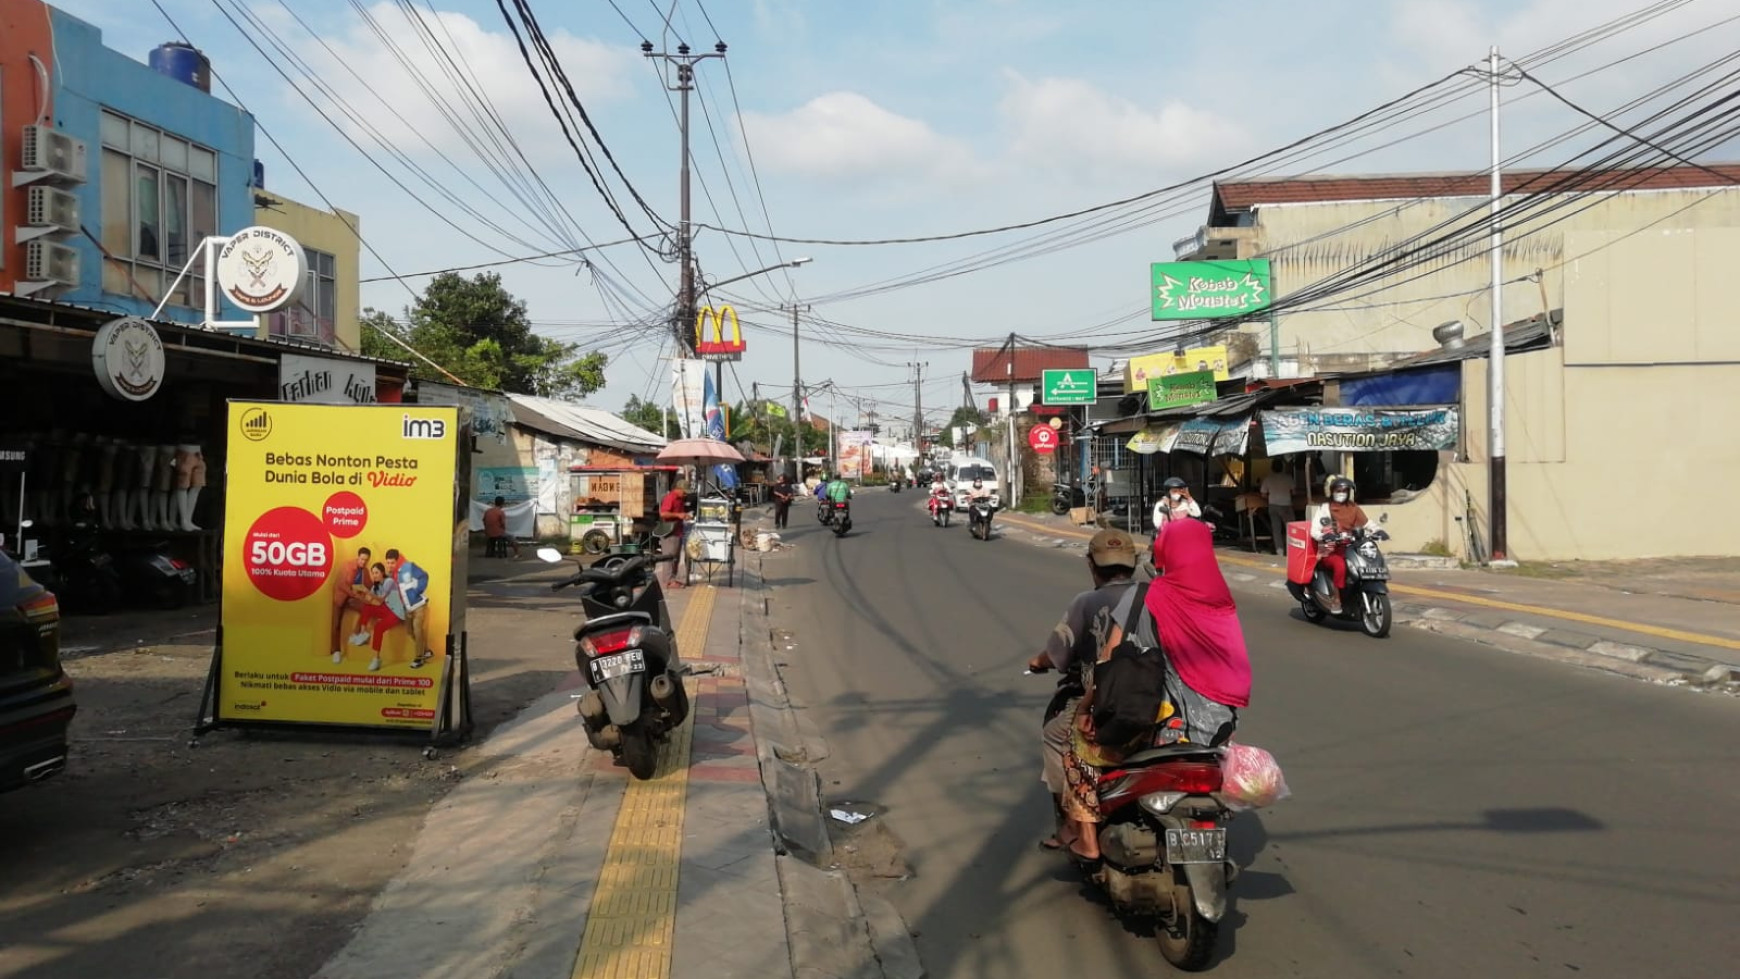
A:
[784,302,811,475]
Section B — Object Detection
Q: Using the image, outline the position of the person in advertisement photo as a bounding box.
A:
[383,547,434,670]
[216,403,460,732]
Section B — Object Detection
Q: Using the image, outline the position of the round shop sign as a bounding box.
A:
[1028,424,1058,455]
[91,317,166,402]
[216,225,308,314]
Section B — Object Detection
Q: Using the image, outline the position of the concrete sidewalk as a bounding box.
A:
[1000,509,1740,686]
[309,574,793,979]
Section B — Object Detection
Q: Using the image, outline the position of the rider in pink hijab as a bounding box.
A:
[1147,519,1252,708]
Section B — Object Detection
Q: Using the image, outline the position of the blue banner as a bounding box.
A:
[703,371,739,490]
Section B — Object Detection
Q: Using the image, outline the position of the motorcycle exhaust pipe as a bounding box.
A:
[649,671,682,711]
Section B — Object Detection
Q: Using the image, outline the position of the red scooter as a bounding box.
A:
[928,489,954,527]
[1032,672,1237,971]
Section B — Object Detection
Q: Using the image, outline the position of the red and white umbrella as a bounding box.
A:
[656,438,747,467]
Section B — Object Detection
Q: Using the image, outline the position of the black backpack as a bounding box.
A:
[1091,584,1169,748]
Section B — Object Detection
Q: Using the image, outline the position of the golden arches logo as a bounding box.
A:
[695,305,745,360]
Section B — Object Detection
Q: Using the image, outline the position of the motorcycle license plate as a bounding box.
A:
[1164,828,1227,865]
[589,650,646,683]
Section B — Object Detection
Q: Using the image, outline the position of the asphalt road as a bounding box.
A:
[764,492,1740,978]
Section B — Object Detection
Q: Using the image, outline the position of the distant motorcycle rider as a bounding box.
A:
[1311,476,1369,612]
[1152,476,1201,530]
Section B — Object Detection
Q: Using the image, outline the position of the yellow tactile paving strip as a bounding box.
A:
[571,584,715,979]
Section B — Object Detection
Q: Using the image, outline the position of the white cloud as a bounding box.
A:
[738,92,981,182]
[998,72,1251,179]
[280,3,635,166]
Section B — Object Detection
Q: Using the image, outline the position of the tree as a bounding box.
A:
[937,406,989,448]
[620,395,682,440]
[358,272,608,398]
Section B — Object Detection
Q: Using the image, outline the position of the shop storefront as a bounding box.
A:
[0,295,407,606]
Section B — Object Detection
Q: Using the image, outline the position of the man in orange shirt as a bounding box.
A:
[483,496,516,559]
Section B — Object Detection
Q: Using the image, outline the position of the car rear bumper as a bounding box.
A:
[0,696,76,793]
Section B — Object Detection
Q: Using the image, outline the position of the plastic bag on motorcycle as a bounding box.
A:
[1218,742,1291,810]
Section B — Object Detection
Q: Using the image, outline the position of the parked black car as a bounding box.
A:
[0,547,75,793]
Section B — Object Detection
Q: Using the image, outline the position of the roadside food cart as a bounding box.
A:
[655,438,748,588]
[567,464,680,560]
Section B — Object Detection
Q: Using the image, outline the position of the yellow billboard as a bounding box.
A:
[1125,345,1231,392]
[212,402,465,732]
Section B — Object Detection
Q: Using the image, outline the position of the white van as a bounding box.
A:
[945,457,1000,507]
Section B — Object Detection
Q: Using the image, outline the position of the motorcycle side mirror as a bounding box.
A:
[1379,512,1390,524]
[535,547,566,564]
[1319,516,1332,527]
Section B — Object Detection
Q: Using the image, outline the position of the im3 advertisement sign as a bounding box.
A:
[200,402,473,741]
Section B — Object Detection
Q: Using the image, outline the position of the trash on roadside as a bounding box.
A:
[829,808,871,825]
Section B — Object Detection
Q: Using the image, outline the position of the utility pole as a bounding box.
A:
[644,40,726,358]
[1004,333,1018,505]
[1487,45,1512,566]
[784,302,810,476]
[908,361,927,457]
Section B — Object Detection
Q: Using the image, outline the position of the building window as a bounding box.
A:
[267,248,338,346]
[99,109,216,309]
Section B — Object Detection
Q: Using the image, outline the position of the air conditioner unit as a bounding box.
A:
[21,124,89,183]
[25,185,81,232]
[25,239,81,289]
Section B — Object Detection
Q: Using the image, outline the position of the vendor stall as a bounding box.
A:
[567,464,680,557]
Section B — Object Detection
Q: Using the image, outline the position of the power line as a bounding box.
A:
[360,234,661,282]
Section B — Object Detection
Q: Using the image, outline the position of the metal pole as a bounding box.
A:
[1267,265,1281,378]
[788,302,808,473]
[1488,45,1511,565]
[828,386,837,474]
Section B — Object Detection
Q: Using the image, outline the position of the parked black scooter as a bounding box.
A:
[538,547,689,779]
[1050,481,1085,516]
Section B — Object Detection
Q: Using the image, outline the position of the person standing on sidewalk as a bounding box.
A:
[1260,462,1295,555]
[658,480,690,589]
[771,474,794,529]
[1027,529,1140,851]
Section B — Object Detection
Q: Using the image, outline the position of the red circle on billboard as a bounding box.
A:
[322,491,368,539]
[243,506,335,602]
[1028,425,1058,455]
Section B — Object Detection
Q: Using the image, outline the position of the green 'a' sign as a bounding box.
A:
[1148,370,1217,411]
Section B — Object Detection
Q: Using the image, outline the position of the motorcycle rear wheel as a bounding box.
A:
[1360,592,1393,638]
[620,723,658,779]
[1050,497,1070,516]
[1301,599,1327,623]
[1156,901,1219,971]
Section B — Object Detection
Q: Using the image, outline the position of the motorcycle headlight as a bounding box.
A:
[1359,541,1379,557]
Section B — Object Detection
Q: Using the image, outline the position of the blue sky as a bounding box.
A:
[52,0,1740,426]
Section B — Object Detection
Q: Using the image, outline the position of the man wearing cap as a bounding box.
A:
[1027,528,1141,851]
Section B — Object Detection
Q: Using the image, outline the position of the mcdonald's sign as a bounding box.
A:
[695,305,746,361]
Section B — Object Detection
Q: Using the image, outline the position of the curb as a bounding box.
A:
[998,514,1740,696]
[736,534,926,979]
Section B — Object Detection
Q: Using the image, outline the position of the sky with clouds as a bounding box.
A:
[49,0,1740,427]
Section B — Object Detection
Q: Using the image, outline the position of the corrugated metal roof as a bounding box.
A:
[1213,163,1740,214]
[507,394,667,453]
[970,346,1090,383]
[1394,311,1559,367]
